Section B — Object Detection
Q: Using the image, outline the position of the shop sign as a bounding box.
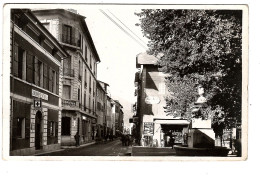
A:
[145,96,160,104]
[32,89,48,101]
[34,99,42,108]
[143,122,153,135]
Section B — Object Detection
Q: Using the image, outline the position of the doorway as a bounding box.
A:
[35,111,42,150]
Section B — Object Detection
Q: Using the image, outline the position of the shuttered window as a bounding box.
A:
[43,63,48,89]
[56,71,59,95]
[12,43,19,76]
[26,52,34,83]
[34,58,42,86]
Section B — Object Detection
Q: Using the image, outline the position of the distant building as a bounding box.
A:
[113,100,124,135]
[133,53,189,147]
[33,9,100,145]
[10,9,68,155]
[96,81,107,140]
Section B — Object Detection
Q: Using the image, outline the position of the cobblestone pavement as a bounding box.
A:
[38,139,131,156]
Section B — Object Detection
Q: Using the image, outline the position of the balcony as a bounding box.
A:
[63,68,74,77]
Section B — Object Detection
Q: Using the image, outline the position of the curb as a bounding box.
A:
[61,141,96,149]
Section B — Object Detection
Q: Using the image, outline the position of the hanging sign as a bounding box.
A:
[34,99,42,108]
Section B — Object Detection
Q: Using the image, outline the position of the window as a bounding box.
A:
[89,76,92,93]
[90,53,92,69]
[17,117,25,138]
[84,93,86,110]
[78,88,81,102]
[89,97,91,113]
[34,58,42,86]
[78,60,82,81]
[48,68,55,93]
[26,52,34,83]
[61,117,71,135]
[85,46,88,61]
[77,32,81,47]
[43,63,48,89]
[63,85,71,99]
[84,69,87,87]
[17,47,25,79]
[62,25,72,44]
[47,121,55,137]
[56,71,59,94]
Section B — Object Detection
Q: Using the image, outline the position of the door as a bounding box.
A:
[35,111,42,150]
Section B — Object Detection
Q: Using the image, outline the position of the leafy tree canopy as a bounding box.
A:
[136,9,242,129]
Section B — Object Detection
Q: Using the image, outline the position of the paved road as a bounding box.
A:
[38,139,131,156]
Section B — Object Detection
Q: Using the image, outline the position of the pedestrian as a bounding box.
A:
[169,136,175,149]
[74,132,80,147]
[121,134,126,146]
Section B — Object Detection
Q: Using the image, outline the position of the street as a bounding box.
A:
[38,139,131,156]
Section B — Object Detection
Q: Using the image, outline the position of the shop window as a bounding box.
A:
[17,117,25,138]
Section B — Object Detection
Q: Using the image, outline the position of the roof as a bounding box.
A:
[32,8,100,62]
[114,100,123,108]
[15,9,68,58]
[136,52,158,68]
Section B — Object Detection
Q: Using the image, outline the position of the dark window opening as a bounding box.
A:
[61,117,71,135]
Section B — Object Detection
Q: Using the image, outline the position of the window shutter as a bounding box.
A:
[25,117,30,138]
[13,44,19,76]
[55,122,58,137]
[12,102,18,138]
[49,68,53,92]
[56,71,59,95]
[47,121,51,137]
[43,63,48,89]
[71,27,76,45]
[75,29,79,46]
[34,58,39,86]
[26,52,34,83]
[61,24,65,43]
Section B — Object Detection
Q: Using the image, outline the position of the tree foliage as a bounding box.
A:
[136,9,242,130]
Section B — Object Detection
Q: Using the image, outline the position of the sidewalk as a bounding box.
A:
[131,146,176,156]
[34,141,97,156]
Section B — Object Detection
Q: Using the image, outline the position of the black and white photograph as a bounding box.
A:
[2,3,249,163]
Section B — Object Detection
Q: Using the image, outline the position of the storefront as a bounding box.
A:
[141,119,190,148]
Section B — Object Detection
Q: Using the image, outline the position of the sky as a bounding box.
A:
[76,5,149,127]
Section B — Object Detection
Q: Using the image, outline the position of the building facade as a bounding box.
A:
[96,81,107,140]
[133,53,189,147]
[113,100,124,136]
[10,9,68,155]
[33,9,100,146]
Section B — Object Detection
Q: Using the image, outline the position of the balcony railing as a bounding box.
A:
[63,68,74,77]
[62,99,77,108]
